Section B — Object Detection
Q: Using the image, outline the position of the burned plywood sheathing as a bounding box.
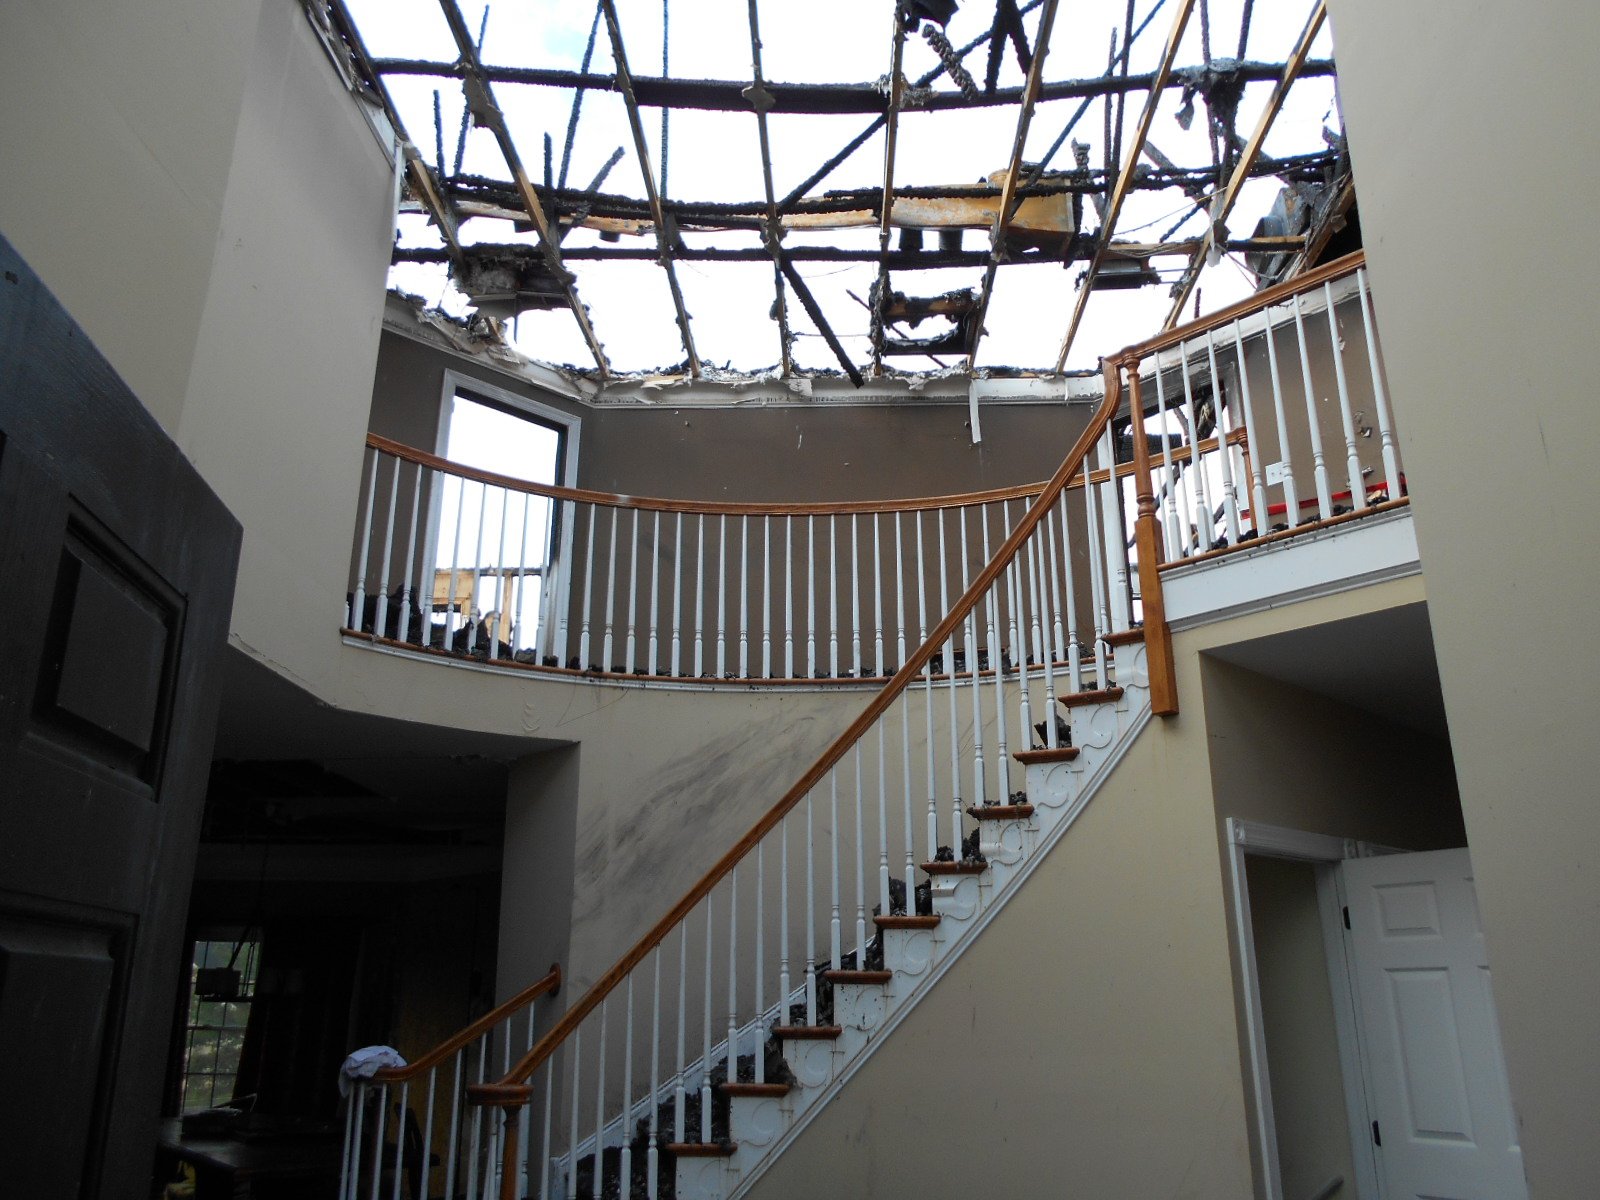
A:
[873,284,981,358]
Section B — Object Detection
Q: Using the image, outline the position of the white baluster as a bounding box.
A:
[621,978,634,1200]
[727,866,738,1084]
[894,512,908,671]
[388,1081,409,1200]
[568,1028,582,1196]
[982,512,1010,805]
[717,514,728,677]
[648,510,661,674]
[1177,339,1215,550]
[850,514,862,677]
[1203,330,1244,544]
[671,512,683,676]
[829,516,840,678]
[397,463,422,644]
[674,928,687,1143]
[694,514,705,676]
[829,769,842,969]
[1230,320,1271,532]
[555,499,575,665]
[1291,291,1334,520]
[806,516,817,678]
[780,813,791,1035]
[804,790,818,1025]
[784,517,795,678]
[340,1086,358,1200]
[579,503,596,667]
[1323,280,1367,510]
[599,507,619,669]
[444,477,469,650]
[938,512,962,852]
[962,507,986,814]
[701,899,713,1142]
[1043,495,1072,694]
[542,1062,556,1200]
[853,745,868,959]
[1006,501,1033,756]
[510,493,533,655]
[1151,354,1184,555]
[739,514,749,678]
[465,1034,486,1200]
[1030,517,1058,744]
[419,1071,437,1200]
[648,948,661,1200]
[872,513,885,675]
[466,480,490,655]
[762,515,772,677]
[593,1000,607,1200]
[1261,306,1303,527]
[1097,429,1133,632]
[754,840,765,1083]
[487,487,510,660]
[612,508,631,672]
[374,455,401,638]
[443,1050,463,1200]
[1356,268,1402,501]
[350,448,379,629]
[1080,477,1110,691]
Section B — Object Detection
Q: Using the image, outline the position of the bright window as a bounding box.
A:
[180,937,261,1112]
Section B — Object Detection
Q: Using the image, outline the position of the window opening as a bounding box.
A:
[433,391,565,656]
[180,935,261,1112]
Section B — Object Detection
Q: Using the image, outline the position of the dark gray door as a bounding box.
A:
[0,234,241,1196]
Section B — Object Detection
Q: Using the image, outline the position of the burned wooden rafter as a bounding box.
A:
[870,1,912,378]
[774,250,863,388]
[1055,0,1198,372]
[597,0,701,377]
[963,0,1062,371]
[433,0,611,375]
[1160,0,1328,327]
[325,0,465,267]
[745,0,794,376]
[872,285,980,358]
[366,54,1335,118]
[391,234,1304,270]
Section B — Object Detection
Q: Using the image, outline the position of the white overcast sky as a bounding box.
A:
[349,0,1340,377]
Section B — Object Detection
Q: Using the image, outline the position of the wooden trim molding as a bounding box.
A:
[1012,746,1080,765]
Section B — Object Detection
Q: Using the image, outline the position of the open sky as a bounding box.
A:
[349,0,1340,377]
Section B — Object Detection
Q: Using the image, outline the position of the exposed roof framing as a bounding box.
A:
[1160,0,1327,327]
[366,54,1333,115]
[431,0,611,374]
[596,0,700,376]
[342,0,1344,384]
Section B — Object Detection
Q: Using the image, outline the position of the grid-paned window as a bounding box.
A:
[180,938,261,1112]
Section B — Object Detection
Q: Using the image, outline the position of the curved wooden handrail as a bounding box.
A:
[1113,249,1364,369]
[473,361,1129,1099]
[367,432,1066,516]
[371,962,561,1083]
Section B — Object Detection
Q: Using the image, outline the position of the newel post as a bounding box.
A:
[1124,359,1180,716]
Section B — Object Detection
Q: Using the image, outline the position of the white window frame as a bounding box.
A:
[428,370,581,659]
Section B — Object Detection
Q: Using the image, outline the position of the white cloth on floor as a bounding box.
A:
[338,1045,407,1097]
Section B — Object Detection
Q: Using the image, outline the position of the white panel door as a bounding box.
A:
[1343,848,1527,1200]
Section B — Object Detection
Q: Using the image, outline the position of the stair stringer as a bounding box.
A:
[690,659,1156,1199]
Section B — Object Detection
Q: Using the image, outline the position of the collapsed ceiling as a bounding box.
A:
[314,0,1351,386]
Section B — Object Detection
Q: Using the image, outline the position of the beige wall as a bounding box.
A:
[0,0,259,432]
[745,576,1430,1199]
[1326,1,1600,1191]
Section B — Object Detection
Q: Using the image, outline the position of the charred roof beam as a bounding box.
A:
[598,0,701,377]
[1161,0,1326,327]
[745,0,794,377]
[871,2,912,378]
[433,0,611,375]
[1054,0,1197,372]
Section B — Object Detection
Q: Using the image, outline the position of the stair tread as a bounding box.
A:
[823,968,892,984]
[1013,746,1079,764]
[719,1081,792,1097]
[921,860,988,875]
[772,1024,844,1040]
[665,1142,739,1157]
[967,803,1035,819]
[1103,627,1146,647]
[874,914,941,929]
[1056,685,1124,708]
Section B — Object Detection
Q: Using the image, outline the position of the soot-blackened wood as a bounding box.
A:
[0,234,241,1198]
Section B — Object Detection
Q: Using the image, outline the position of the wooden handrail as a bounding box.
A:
[371,962,560,1083]
[1113,250,1365,370]
[472,355,1129,1101]
[368,432,1066,516]
[367,427,1240,516]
